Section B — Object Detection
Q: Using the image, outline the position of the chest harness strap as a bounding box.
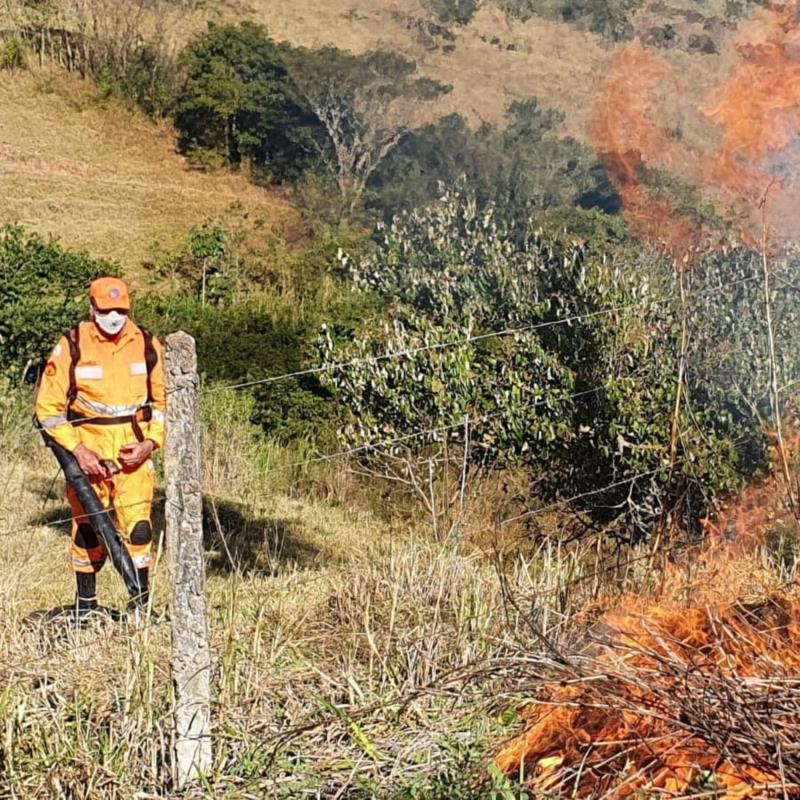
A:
[65,325,157,443]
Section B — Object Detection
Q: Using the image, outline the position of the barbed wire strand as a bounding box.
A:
[205,274,762,395]
[15,274,764,447]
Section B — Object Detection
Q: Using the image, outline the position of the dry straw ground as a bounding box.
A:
[0,385,677,798]
[2,384,797,798]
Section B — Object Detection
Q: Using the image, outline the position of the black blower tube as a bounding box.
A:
[39,429,141,598]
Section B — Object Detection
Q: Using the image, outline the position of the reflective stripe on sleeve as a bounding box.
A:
[130,361,147,376]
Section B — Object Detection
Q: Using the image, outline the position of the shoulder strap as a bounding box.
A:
[66,325,80,408]
[138,325,157,404]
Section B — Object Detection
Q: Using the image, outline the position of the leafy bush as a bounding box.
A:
[320,187,800,537]
[95,44,180,117]
[1,36,27,71]
[0,225,113,383]
[422,0,481,25]
[497,0,644,41]
[137,229,377,442]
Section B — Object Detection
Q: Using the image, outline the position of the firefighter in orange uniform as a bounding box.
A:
[35,277,165,615]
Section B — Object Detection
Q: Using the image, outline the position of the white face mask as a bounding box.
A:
[92,307,128,336]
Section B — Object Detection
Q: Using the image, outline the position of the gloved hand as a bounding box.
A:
[119,440,155,471]
[73,443,110,480]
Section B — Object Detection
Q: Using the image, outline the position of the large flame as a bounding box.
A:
[495,442,800,797]
[506,6,800,795]
[590,43,701,255]
[495,594,799,798]
[592,1,800,248]
[704,2,800,213]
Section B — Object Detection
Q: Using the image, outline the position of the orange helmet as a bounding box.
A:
[90,277,131,311]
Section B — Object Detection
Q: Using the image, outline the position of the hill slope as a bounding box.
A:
[0,69,292,274]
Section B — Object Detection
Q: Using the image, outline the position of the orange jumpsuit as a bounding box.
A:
[35,320,166,574]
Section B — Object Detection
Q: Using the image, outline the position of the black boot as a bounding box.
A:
[74,572,97,625]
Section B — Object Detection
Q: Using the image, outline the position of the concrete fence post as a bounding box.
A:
[165,332,212,787]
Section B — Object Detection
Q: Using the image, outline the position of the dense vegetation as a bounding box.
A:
[321,188,800,536]
[0,225,112,382]
[1,11,796,540]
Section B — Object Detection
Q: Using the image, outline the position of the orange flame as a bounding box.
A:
[704,2,800,210]
[591,43,701,255]
[496,593,800,797]
[592,1,800,248]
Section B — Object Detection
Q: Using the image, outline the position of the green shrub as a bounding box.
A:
[497,0,644,41]
[94,44,180,117]
[321,187,800,537]
[0,225,114,383]
[423,0,480,25]
[137,280,376,443]
[369,101,619,224]
[175,22,320,177]
[0,36,27,71]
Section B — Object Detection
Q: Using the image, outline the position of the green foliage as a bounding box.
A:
[0,225,113,383]
[320,184,623,476]
[0,36,27,71]
[497,0,644,40]
[321,187,800,536]
[175,22,319,177]
[95,44,179,117]
[369,101,619,225]
[136,292,331,438]
[423,0,481,25]
[137,219,376,442]
[136,293,302,380]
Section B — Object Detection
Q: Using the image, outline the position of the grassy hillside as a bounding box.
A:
[0,0,768,260]
[209,0,745,137]
[0,68,293,275]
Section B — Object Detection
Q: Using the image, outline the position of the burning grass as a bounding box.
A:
[495,466,800,798]
[496,593,800,798]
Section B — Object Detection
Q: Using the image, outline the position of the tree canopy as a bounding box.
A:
[369,101,619,224]
[287,46,450,213]
[175,22,318,177]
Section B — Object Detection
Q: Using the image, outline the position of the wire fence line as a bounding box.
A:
[202,274,762,395]
[6,383,667,537]
[8,386,605,536]
[2,270,787,541]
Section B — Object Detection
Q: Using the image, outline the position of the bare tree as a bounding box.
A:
[288,47,449,214]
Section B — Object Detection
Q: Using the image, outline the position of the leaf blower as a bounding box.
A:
[38,426,142,598]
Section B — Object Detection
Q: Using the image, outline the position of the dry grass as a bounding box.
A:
[0,385,668,798]
[0,67,294,278]
[210,0,750,141]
